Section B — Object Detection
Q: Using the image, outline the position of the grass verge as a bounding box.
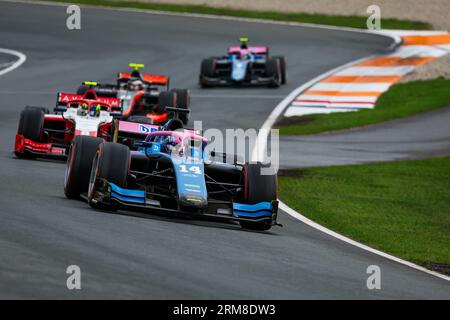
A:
[40,0,431,30]
[277,78,450,135]
[279,157,450,274]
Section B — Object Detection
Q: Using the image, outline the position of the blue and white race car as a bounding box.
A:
[64,110,279,231]
[199,38,286,88]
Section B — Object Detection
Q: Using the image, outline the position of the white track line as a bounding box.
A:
[280,202,450,281]
[0,48,26,76]
[7,0,445,281]
[310,82,391,92]
[335,66,416,76]
[284,106,356,117]
[298,95,378,103]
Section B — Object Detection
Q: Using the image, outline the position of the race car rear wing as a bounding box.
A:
[55,92,122,114]
[117,72,169,86]
[228,46,268,55]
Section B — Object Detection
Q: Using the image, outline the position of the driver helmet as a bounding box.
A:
[131,70,140,78]
[130,79,143,91]
[164,135,178,154]
[89,104,101,117]
[165,135,176,145]
[78,103,88,116]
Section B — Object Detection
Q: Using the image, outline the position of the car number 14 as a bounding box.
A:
[179,164,202,175]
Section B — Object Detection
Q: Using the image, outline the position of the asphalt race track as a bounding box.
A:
[0,1,449,299]
[0,53,14,68]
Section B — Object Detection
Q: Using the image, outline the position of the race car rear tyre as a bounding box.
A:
[77,84,117,97]
[64,136,103,199]
[76,85,89,95]
[165,77,171,91]
[96,85,118,98]
[274,56,287,84]
[127,115,154,125]
[88,142,130,210]
[172,88,190,125]
[239,162,277,231]
[265,58,281,88]
[155,91,176,114]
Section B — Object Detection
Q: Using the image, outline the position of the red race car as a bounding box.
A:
[76,63,190,125]
[14,89,160,159]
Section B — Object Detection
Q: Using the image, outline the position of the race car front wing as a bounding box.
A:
[15,134,67,158]
[200,74,278,87]
[92,181,279,225]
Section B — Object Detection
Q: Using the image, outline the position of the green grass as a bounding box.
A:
[41,0,431,30]
[278,78,450,135]
[279,157,450,273]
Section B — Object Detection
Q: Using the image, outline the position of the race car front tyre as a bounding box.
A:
[199,58,216,87]
[18,108,44,142]
[273,56,287,84]
[265,58,281,88]
[200,58,216,77]
[88,142,130,210]
[239,162,277,231]
[172,88,190,125]
[64,136,103,199]
[155,91,176,114]
[15,108,45,158]
[24,106,50,114]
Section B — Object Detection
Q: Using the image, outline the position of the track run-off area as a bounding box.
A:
[0,1,449,298]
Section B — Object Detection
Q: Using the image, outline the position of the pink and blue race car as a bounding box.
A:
[199,38,286,88]
[64,108,279,231]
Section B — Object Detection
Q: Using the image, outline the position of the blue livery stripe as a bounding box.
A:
[233,202,273,218]
[233,210,272,218]
[109,183,145,198]
[111,192,145,204]
[233,202,272,213]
